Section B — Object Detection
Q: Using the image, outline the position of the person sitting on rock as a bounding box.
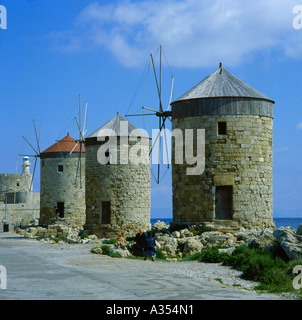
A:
[143,231,156,262]
[131,229,146,257]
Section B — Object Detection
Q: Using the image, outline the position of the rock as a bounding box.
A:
[66,234,81,244]
[247,228,277,249]
[171,231,181,238]
[183,238,203,255]
[110,247,131,258]
[152,220,169,232]
[218,247,236,255]
[273,227,302,260]
[155,240,161,250]
[297,224,302,236]
[179,229,193,238]
[88,235,99,242]
[200,231,233,245]
[91,247,103,254]
[160,237,178,255]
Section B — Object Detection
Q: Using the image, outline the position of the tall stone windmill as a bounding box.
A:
[39,95,87,228]
[84,112,151,238]
[171,62,275,231]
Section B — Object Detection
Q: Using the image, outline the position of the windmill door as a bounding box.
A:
[215,186,233,220]
[57,202,65,218]
[102,201,111,224]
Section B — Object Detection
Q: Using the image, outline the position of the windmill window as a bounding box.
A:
[58,165,64,173]
[218,122,227,135]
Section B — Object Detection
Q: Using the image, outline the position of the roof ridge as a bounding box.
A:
[172,64,274,103]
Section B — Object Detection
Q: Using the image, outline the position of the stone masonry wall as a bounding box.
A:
[172,114,274,231]
[40,155,85,229]
[0,173,33,201]
[85,141,151,238]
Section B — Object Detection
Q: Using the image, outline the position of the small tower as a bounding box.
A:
[40,133,85,228]
[171,63,275,230]
[85,113,151,238]
[21,156,31,175]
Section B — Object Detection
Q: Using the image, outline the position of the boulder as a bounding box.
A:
[179,229,193,238]
[91,247,103,254]
[247,228,277,249]
[66,234,81,244]
[297,224,302,236]
[200,231,235,245]
[110,247,131,258]
[171,231,181,238]
[273,227,302,260]
[183,238,203,255]
[152,220,169,232]
[160,237,178,255]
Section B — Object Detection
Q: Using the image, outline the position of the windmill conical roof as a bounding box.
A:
[41,133,85,154]
[173,63,274,103]
[86,112,149,139]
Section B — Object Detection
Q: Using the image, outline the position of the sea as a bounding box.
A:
[150,217,302,230]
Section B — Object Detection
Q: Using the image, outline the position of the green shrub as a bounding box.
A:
[110,251,122,258]
[80,232,89,239]
[155,249,166,260]
[103,239,117,244]
[200,245,230,263]
[183,252,202,261]
[58,233,68,242]
[101,245,111,256]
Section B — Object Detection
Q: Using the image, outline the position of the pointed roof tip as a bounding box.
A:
[172,64,274,103]
[41,133,85,154]
[86,112,150,139]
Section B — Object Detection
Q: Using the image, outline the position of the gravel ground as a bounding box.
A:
[0,233,297,300]
[31,239,294,299]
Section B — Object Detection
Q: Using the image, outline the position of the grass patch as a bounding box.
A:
[103,239,117,245]
[198,244,302,297]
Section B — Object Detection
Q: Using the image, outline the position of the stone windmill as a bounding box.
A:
[84,112,151,238]
[170,62,275,231]
[39,95,87,228]
[39,133,86,228]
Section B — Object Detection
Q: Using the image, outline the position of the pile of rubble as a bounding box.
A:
[15,220,302,261]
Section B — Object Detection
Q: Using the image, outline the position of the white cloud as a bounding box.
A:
[50,0,300,68]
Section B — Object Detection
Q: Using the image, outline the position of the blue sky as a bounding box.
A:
[1,0,302,219]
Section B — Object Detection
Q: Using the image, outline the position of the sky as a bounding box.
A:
[1,0,302,219]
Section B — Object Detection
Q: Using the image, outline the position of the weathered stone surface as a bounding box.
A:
[110,247,131,258]
[247,229,277,249]
[40,154,86,229]
[183,238,203,255]
[297,224,302,236]
[273,227,302,260]
[66,234,81,244]
[172,114,274,231]
[85,140,151,238]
